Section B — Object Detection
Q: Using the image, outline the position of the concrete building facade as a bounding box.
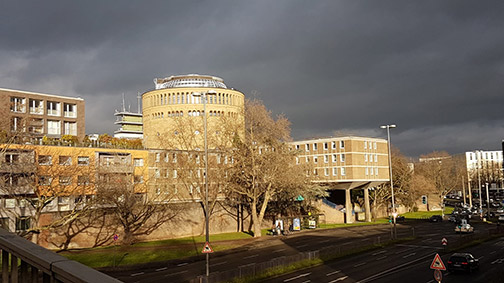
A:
[0,88,85,142]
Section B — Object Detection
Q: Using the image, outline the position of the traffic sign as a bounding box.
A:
[434,269,442,281]
[441,238,447,246]
[202,241,214,253]
[430,253,446,270]
[113,234,119,241]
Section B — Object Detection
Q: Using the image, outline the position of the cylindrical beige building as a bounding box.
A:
[142,74,245,150]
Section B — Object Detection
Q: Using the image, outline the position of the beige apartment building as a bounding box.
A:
[0,88,85,142]
[290,136,390,223]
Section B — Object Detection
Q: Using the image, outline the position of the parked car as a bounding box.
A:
[455,223,474,233]
[429,215,443,222]
[447,253,479,273]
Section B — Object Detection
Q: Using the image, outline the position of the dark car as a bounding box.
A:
[429,215,443,222]
[447,253,479,273]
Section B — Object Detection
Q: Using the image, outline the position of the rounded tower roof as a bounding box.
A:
[154,74,227,90]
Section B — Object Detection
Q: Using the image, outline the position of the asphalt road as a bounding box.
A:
[105,220,498,282]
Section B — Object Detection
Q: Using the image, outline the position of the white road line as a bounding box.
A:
[130,272,144,277]
[426,280,434,283]
[326,270,341,276]
[329,276,348,282]
[177,262,188,267]
[403,253,416,258]
[491,251,497,254]
[376,256,387,260]
[301,281,310,283]
[321,239,331,243]
[479,256,484,260]
[297,244,309,248]
[354,262,367,267]
[283,272,311,282]
[211,261,227,267]
[274,248,286,253]
[165,270,188,277]
[341,242,352,245]
[155,267,167,272]
[244,254,259,259]
[372,250,386,256]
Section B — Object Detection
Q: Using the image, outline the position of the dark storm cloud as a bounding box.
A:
[1,0,504,157]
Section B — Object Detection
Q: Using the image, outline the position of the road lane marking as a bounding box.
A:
[321,239,331,243]
[284,272,311,282]
[329,276,348,282]
[211,261,227,267]
[372,250,386,256]
[354,262,366,267]
[356,253,434,283]
[274,248,286,253]
[155,267,167,272]
[491,251,497,254]
[244,254,259,259]
[403,253,416,258]
[297,244,309,248]
[131,272,144,277]
[376,256,387,260]
[395,248,414,254]
[301,281,310,283]
[177,262,188,266]
[165,270,188,277]
[326,270,341,276]
[426,280,434,283]
[341,242,352,245]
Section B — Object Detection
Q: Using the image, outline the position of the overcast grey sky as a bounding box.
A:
[1,1,504,157]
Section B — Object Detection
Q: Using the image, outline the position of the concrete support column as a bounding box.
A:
[345,189,353,223]
[364,187,371,222]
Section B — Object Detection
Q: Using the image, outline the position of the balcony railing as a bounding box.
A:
[0,228,122,283]
[64,111,77,118]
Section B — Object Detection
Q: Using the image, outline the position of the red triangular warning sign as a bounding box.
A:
[430,253,446,270]
[202,241,214,253]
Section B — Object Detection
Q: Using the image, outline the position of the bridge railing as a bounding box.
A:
[0,228,122,283]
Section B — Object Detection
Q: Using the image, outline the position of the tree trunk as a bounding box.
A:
[251,201,261,237]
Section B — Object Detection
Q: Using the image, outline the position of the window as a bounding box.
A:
[134,175,144,184]
[305,144,310,151]
[341,167,346,176]
[332,167,337,176]
[340,141,345,149]
[59,156,72,165]
[5,154,19,164]
[28,118,44,134]
[16,217,30,231]
[195,155,200,164]
[78,156,89,166]
[29,99,43,114]
[324,155,329,163]
[39,155,52,165]
[324,142,328,150]
[375,167,378,175]
[340,154,346,162]
[313,169,318,176]
[64,122,77,136]
[370,167,374,175]
[10,97,26,113]
[374,154,378,162]
[332,141,336,149]
[313,156,318,163]
[172,153,177,163]
[134,158,144,166]
[296,157,300,164]
[164,153,169,162]
[313,143,318,150]
[39,176,52,185]
[64,103,77,118]
[365,154,368,162]
[295,145,300,150]
[11,117,25,132]
[365,167,369,175]
[77,175,90,185]
[47,120,61,135]
[173,169,177,178]
[5,199,15,209]
[364,141,367,149]
[155,169,160,178]
[155,153,160,162]
[374,142,377,149]
[324,168,329,176]
[47,101,61,116]
[332,154,337,163]
[59,176,72,186]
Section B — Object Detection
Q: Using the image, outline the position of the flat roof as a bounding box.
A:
[0,87,84,101]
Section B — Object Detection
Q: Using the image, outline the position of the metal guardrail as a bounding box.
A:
[0,229,122,283]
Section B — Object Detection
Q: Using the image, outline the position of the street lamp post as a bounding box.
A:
[381,124,397,239]
[193,90,217,280]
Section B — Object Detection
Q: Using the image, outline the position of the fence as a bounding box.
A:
[0,228,122,283]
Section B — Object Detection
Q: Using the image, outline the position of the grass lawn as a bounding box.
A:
[60,220,394,268]
[402,206,454,219]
